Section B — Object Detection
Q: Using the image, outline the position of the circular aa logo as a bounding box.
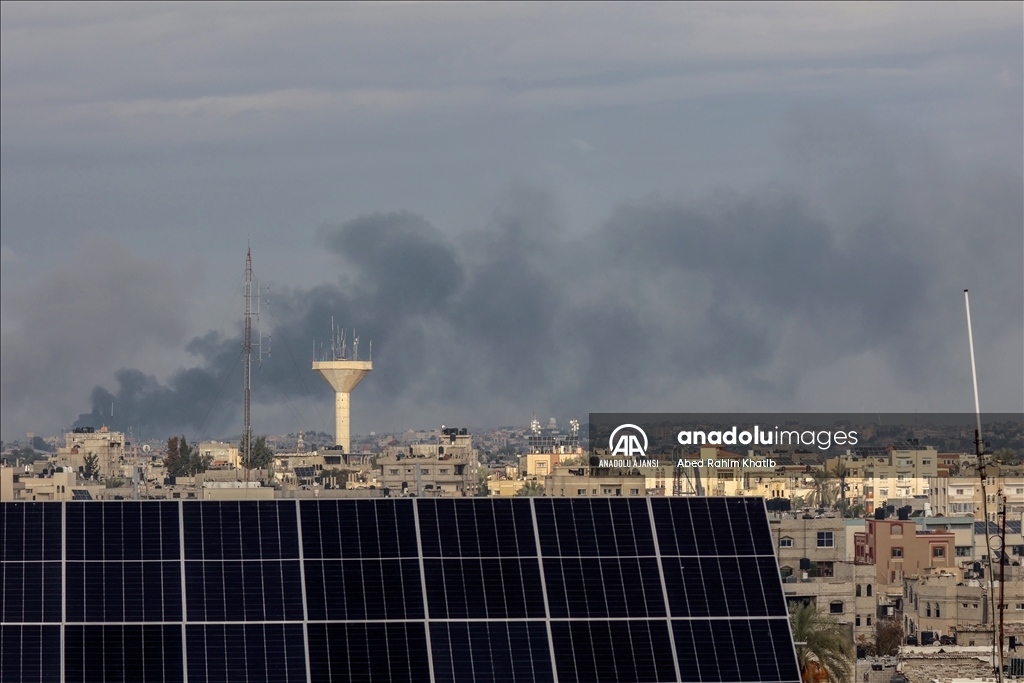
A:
[609,424,648,457]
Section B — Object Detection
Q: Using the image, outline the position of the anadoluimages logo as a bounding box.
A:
[603,424,659,467]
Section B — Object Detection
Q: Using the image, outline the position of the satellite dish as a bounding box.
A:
[142,444,152,453]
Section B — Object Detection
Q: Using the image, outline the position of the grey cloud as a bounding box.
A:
[1,239,198,436]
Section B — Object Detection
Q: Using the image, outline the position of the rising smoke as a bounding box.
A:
[70,166,1023,440]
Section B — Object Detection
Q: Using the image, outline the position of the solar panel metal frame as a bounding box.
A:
[1,497,802,683]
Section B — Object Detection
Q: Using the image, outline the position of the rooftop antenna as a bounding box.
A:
[965,289,1002,683]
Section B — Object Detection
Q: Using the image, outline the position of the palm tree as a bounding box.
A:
[807,469,837,509]
[789,602,853,683]
[515,480,545,497]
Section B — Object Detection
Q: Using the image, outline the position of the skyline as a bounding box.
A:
[2,3,1022,442]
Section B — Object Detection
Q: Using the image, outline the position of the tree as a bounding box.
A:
[165,436,212,477]
[515,480,545,497]
[475,468,491,497]
[873,618,903,656]
[992,448,1018,465]
[239,431,275,470]
[808,469,838,508]
[82,453,101,480]
[789,602,853,683]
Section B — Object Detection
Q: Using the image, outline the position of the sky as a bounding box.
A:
[2,2,1022,443]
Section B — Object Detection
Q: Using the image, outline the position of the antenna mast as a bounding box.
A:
[965,289,1002,683]
[244,249,253,480]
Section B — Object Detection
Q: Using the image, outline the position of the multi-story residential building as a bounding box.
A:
[854,519,955,586]
[901,566,1024,645]
[377,427,481,496]
[544,465,648,497]
[199,441,240,468]
[53,426,126,479]
[859,446,939,513]
[768,515,875,642]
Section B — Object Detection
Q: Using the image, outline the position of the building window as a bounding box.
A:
[856,585,862,597]
[830,601,843,614]
[577,489,587,495]
[866,585,872,597]
[879,488,889,496]
[1015,603,1024,610]
[933,546,945,557]
[817,531,834,548]
[955,489,964,495]
[926,603,931,617]
[892,524,902,535]
[780,537,794,548]
[855,616,862,626]
[866,616,872,626]
[935,604,940,618]
[389,469,399,475]
[956,546,972,557]
[892,547,903,558]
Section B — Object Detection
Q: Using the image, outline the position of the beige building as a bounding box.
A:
[377,428,481,496]
[902,565,1024,645]
[861,447,940,513]
[544,465,648,497]
[199,441,240,468]
[54,426,126,479]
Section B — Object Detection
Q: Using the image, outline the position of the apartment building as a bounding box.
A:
[854,519,954,586]
[377,428,481,496]
[53,426,127,479]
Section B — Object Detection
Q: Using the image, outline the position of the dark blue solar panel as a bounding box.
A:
[0,502,62,561]
[183,500,298,560]
[64,624,184,683]
[186,623,306,683]
[307,622,430,683]
[424,558,546,619]
[304,558,424,620]
[430,621,554,683]
[551,619,677,683]
[535,498,655,557]
[66,501,179,561]
[1,496,800,683]
[543,556,665,618]
[184,560,303,622]
[673,618,800,682]
[65,560,182,622]
[299,499,418,559]
[418,499,537,558]
[1,562,62,622]
[0,625,61,683]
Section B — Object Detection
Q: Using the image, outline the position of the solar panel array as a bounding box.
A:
[1,497,800,683]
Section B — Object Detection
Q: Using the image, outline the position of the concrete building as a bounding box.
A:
[377,427,481,496]
[54,426,126,479]
[854,519,955,586]
[198,441,240,469]
[901,565,1024,646]
[862,447,940,513]
[543,465,648,497]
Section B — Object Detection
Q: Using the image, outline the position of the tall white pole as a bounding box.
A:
[965,289,1001,682]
